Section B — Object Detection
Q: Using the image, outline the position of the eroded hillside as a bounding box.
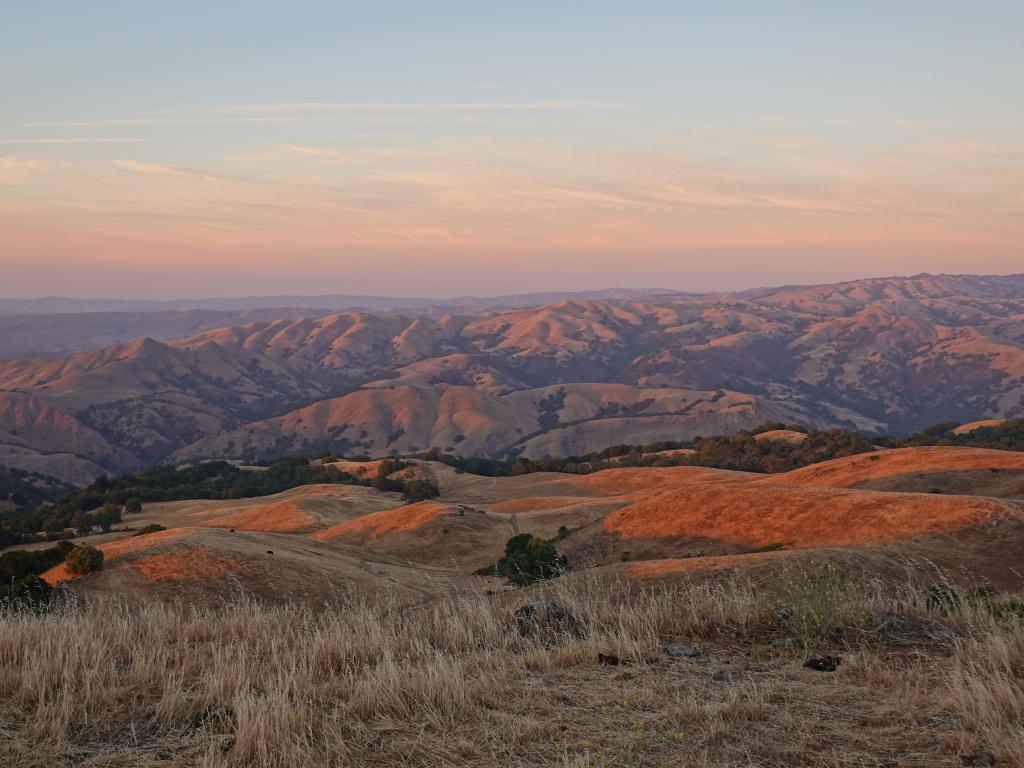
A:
[1,273,1023,480]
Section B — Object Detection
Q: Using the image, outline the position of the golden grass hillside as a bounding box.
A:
[1,570,1021,767]
[761,446,1024,488]
[21,448,1024,606]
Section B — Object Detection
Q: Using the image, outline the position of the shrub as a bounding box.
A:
[132,523,166,537]
[476,533,568,586]
[402,477,440,502]
[65,545,104,575]
[773,562,843,655]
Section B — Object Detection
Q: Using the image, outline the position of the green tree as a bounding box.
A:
[65,545,104,575]
[402,477,440,502]
[72,512,91,537]
[42,516,64,533]
[478,533,569,586]
[95,504,121,533]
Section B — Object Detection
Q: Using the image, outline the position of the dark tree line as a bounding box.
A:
[414,422,876,477]
[1,455,437,550]
[878,418,1024,451]
[1,540,102,607]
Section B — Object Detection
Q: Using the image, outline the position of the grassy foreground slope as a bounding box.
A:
[2,575,1021,767]
[2,442,1024,766]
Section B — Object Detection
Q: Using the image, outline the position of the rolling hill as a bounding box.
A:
[1,273,1023,482]
[25,445,1024,605]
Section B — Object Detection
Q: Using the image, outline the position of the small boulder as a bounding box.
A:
[803,656,842,672]
[878,612,958,647]
[960,753,996,767]
[661,640,700,658]
[513,600,582,638]
[774,603,794,621]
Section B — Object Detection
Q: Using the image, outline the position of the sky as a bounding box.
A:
[1,1,1022,299]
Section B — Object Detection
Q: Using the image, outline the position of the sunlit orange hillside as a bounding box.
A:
[21,443,1023,605]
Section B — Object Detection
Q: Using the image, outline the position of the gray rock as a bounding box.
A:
[772,637,799,650]
[960,753,996,766]
[513,600,582,638]
[661,640,700,658]
[803,655,842,672]
[878,612,958,647]
[928,714,959,730]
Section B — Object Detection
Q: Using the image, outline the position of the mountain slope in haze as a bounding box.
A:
[1,273,1023,480]
[0,308,329,361]
[0,288,677,361]
[0,287,675,317]
[175,384,807,462]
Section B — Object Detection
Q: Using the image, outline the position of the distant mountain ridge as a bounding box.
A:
[0,287,680,315]
[0,287,684,361]
[1,273,1022,484]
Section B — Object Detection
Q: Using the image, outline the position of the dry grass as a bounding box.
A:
[1,571,1021,767]
[603,476,1018,547]
[312,501,451,539]
[762,446,1024,488]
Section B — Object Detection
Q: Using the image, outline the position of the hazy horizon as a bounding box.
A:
[3,268,1024,304]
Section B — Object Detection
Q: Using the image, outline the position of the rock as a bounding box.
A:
[774,603,794,621]
[803,655,842,672]
[597,653,620,666]
[878,612,958,647]
[661,640,700,658]
[928,715,959,730]
[772,637,799,650]
[960,753,996,766]
[513,600,582,638]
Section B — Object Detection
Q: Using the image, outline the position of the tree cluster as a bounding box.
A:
[416,422,875,478]
[1,540,102,606]
[476,533,569,586]
[1,456,366,549]
[878,418,1024,451]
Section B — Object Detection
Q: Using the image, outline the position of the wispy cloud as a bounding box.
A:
[23,117,304,128]
[115,159,223,182]
[24,100,620,128]
[0,155,56,184]
[0,137,146,144]
[283,144,355,162]
[203,99,620,114]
